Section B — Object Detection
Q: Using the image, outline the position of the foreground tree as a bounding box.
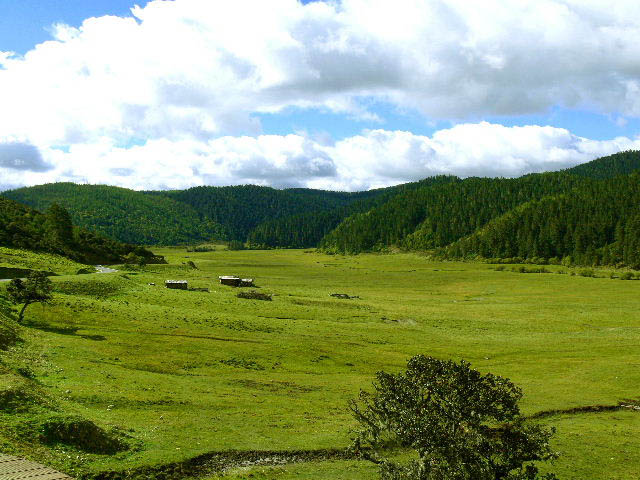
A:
[350,355,558,480]
[6,271,53,322]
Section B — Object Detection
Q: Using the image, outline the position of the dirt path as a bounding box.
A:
[0,265,117,282]
[94,265,118,274]
[0,453,72,479]
[89,448,354,480]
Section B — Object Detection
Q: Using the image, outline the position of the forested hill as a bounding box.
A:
[154,184,374,242]
[246,176,458,248]
[319,173,585,253]
[561,149,640,179]
[0,197,157,264]
[2,181,426,246]
[2,183,226,245]
[3,150,640,260]
[442,173,640,268]
[318,150,640,268]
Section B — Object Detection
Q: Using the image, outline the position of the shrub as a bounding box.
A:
[237,291,272,301]
[620,272,634,280]
[40,416,128,454]
[579,269,596,278]
[562,256,574,267]
[186,245,216,252]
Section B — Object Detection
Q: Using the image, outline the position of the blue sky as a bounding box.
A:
[1,0,639,191]
[0,0,138,54]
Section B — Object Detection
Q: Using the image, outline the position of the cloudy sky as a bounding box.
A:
[1,0,640,191]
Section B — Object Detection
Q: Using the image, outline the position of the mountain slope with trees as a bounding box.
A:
[0,196,157,264]
[442,173,640,268]
[247,176,457,248]
[561,149,640,179]
[2,151,640,265]
[319,151,640,263]
[2,183,225,245]
[155,184,387,242]
[319,173,585,253]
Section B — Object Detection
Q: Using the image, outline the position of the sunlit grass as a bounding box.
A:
[0,248,638,478]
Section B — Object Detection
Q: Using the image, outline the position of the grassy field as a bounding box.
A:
[0,246,88,276]
[0,247,639,479]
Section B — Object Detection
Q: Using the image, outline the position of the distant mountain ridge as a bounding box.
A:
[2,183,225,245]
[320,150,640,268]
[3,150,640,268]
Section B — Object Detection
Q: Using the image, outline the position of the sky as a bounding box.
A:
[1,0,640,192]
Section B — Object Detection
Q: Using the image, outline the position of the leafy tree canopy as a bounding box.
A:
[7,271,53,322]
[350,355,558,480]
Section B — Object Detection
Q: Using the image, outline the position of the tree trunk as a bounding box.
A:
[18,302,30,323]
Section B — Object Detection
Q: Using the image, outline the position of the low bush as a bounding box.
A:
[512,266,549,274]
[186,245,216,252]
[237,291,272,301]
[39,415,129,454]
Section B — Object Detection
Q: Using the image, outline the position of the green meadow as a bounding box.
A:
[1,247,639,479]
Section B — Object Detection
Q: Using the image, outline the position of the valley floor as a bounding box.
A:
[1,248,639,479]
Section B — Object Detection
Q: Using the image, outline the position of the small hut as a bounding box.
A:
[165,280,188,290]
[219,276,255,287]
[219,276,241,287]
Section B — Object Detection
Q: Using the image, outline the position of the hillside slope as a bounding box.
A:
[3,151,640,256]
[0,197,157,264]
[562,149,640,179]
[319,151,640,258]
[443,173,640,268]
[156,185,381,242]
[247,176,457,248]
[2,183,224,245]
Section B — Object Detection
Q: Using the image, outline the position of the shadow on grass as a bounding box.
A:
[24,321,106,341]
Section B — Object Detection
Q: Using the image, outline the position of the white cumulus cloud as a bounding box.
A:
[2,124,639,191]
[1,0,640,190]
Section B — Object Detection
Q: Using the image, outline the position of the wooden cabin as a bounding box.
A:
[165,280,188,290]
[219,276,254,287]
[219,276,241,286]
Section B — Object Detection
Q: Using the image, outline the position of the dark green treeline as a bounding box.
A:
[3,150,640,268]
[0,197,155,264]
